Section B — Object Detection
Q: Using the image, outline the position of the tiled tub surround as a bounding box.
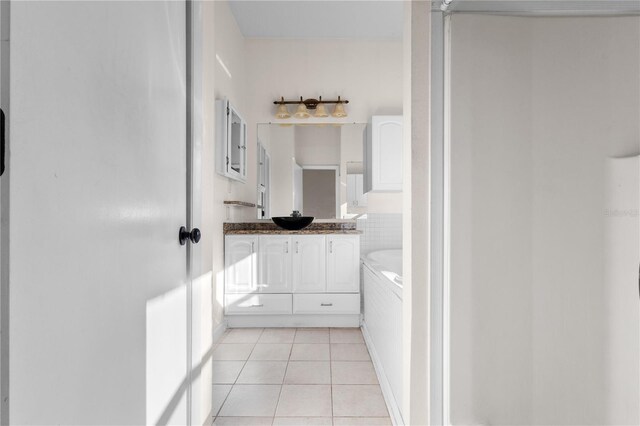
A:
[356,214,402,255]
[224,221,360,235]
[212,327,392,425]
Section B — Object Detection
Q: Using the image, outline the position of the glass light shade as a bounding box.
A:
[275,103,291,119]
[331,102,347,118]
[294,103,310,119]
[314,103,329,118]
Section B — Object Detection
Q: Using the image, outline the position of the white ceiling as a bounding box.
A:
[228,1,404,40]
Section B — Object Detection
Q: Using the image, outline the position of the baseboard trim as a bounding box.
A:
[212,321,227,344]
[362,322,404,426]
[225,314,361,328]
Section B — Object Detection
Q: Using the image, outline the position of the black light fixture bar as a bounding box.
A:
[273,96,349,110]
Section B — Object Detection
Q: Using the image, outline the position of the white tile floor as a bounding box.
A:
[212,328,391,426]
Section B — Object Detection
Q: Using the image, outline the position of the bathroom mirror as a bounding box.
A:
[256,123,367,219]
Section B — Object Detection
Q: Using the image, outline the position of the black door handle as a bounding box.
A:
[179,226,201,245]
[1,108,5,176]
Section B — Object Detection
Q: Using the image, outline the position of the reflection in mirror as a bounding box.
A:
[256,123,367,219]
[230,110,243,173]
[256,141,270,218]
[346,161,368,210]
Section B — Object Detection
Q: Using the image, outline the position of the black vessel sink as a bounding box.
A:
[272,216,314,231]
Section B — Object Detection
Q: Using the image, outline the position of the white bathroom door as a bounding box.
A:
[6,2,190,424]
[604,156,640,425]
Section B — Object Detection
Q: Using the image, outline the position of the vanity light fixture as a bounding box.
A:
[273,95,349,119]
[331,96,347,118]
[314,98,329,118]
[275,98,291,119]
[294,98,311,119]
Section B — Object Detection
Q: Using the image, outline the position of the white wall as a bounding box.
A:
[404,2,431,424]
[213,31,404,220]
[204,0,251,331]
[450,14,640,425]
[244,38,404,214]
[213,10,405,217]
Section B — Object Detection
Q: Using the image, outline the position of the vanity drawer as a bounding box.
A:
[293,293,360,315]
[225,294,292,315]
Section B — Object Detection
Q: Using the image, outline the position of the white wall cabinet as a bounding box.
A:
[216,99,247,182]
[364,115,403,193]
[327,235,361,292]
[258,235,292,293]
[224,234,360,321]
[292,235,327,293]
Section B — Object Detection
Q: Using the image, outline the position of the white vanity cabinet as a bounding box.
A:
[292,235,327,293]
[225,294,292,315]
[224,233,360,325]
[216,99,247,182]
[258,235,292,293]
[364,115,403,193]
[327,235,361,292]
[224,235,258,293]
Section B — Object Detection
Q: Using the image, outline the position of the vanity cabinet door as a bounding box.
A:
[326,235,360,293]
[258,236,292,293]
[225,236,258,293]
[292,236,326,293]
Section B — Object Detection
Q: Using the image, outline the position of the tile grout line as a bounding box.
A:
[329,328,334,422]
[216,328,387,423]
[272,328,296,421]
[216,328,264,420]
[213,329,240,419]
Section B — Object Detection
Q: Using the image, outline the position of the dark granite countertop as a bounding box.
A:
[225,229,361,235]
[224,221,361,235]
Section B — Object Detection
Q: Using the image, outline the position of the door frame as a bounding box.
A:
[0,0,9,422]
[302,164,340,219]
[186,0,200,423]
